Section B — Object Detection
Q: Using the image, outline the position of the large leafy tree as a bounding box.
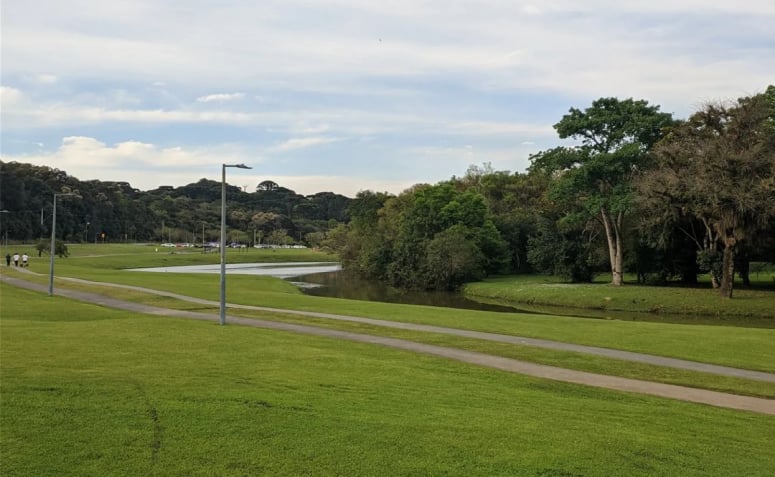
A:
[637,87,775,298]
[530,98,674,285]
[334,184,508,290]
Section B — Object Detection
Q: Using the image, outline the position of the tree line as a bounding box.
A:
[0,167,351,249]
[2,86,772,298]
[326,86,775,298]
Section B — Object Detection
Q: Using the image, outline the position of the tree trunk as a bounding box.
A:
[736,255,751,287]
[600,208,623,286]
[719,243,735,298]
[701,220,721,288]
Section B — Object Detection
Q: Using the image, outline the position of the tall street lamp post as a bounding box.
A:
[49,192,76,296]
[220,163,252,325]
[0,210,9,248]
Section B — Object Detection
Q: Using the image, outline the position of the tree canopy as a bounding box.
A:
[636,87,775,297]
[530,97,674,285]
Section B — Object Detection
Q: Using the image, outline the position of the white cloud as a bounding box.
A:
[260,175,417,197]
[0,86,24,105]
[3,105,258,128]
[522,5,542,15]
[2,134,416,196]
[32,73,58,84]
[196,92,246,103]
[4,136,259,188]
[268,136,346,152]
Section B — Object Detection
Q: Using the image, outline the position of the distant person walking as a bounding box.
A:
[12,252,20,267]
[22,253,29,268]
[5,253,10,266]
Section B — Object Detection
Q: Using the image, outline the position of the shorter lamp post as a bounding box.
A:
[49,192,76,296]
[220,163,252,325]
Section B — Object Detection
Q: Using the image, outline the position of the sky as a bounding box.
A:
[2,1,773,197]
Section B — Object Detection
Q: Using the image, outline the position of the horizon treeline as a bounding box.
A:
[2,86,773,297]
[0,165,351,249]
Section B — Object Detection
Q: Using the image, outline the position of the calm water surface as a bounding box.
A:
[128,263,773,327]
[129,262,341,278]
[294,271,523,313]
[295,271,775,328]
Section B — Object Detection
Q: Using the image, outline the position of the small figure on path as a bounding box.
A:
[12,252,20,267]
[22,253,29,267]
[5,253,10,266]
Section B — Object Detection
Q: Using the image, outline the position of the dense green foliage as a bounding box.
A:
[529,97,675,286]
[332,88,773,292]
[636,87,775,297]
[336,184,508,290]
[0,165,351,246]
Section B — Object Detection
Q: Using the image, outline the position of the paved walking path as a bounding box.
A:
[2,272,774,415]
[21,271,775,383]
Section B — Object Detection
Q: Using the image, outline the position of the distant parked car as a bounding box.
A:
[161,243,175,247]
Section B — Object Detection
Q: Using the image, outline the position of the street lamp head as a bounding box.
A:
[224,163,252,170]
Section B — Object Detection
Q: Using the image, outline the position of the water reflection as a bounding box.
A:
[294,271,524,313]
[129,262,341,278]
[295,271,775,328]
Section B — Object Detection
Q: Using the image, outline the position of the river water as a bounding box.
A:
[128,262,773,326]
[129,261,342,278]
[294,270,523,313]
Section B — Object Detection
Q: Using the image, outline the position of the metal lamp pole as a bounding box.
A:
[220,163,252,325]
[0,210,9,248]
[49,192,76,296]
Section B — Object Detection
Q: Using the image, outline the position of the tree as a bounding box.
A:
[35,241,48,257]
[530,98,674,285]
[425,225,486,290]
[332,184,507,290]
[637,87,775,298]
[50,239,70,258]
[527,217,599,282]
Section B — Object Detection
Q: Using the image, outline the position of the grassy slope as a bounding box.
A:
[2,286,774,476]
[464,275,775,319]
[5,247,775,375]
[17,266,775,374]
[6,269,775,398]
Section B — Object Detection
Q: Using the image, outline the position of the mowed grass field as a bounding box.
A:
[2,285,775,476]
[465,273,775,319]
[2,243,775,475]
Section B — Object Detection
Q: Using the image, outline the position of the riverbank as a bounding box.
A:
[463,275,775,320]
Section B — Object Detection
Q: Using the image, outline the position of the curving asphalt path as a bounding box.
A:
[2,272,775,415]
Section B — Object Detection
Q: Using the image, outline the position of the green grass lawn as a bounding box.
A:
[4,267,775,400]
[2,243,336,269]
[2,286,775,476]
[464,274,775,319]
[4,248,775,376]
